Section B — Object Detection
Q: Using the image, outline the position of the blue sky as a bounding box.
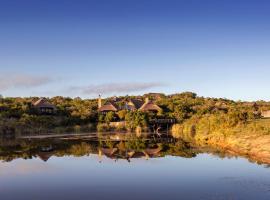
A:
[0,0,270,100]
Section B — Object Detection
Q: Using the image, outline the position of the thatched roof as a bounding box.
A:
[98,102,118,112]
[33,98,56,109]
[139,100,162,112]
[98,97,161,113]
[99,147,162,160]
[127,99,144,110]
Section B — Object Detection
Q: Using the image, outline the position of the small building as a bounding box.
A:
[139,98,162,113]
[261,110,270,118]
[33,98,56,114]
[98,95,119,113]
[98,96,162,113]
[98,101,119,113]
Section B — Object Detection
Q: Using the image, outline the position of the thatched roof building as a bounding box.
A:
[33,98,56,114]
[139,98,162,112]
[98,96,161,113]
[98,102,118,112]
[126,99,144,111]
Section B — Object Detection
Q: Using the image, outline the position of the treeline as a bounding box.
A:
[0,92,270,135]
[98,92,269,132]
[0,96,98,134]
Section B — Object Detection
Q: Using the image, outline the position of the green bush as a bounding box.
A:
[97,123,110,132]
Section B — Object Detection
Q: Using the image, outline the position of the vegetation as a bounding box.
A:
[1,92,270,164]
[0,96,98,135]
[125,111,149,131]
[0,92,270,136]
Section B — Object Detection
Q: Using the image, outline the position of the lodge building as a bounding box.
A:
[33,98,57,114]
[98,96,162,114]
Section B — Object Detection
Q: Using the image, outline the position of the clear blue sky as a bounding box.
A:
[1,0,270,100]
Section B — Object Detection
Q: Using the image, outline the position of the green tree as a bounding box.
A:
[105,112,115,124]
[117,110,127,120]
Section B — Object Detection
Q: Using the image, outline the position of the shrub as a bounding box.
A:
[97,123,110,132]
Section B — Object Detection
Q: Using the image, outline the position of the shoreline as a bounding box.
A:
[194,134,270,165]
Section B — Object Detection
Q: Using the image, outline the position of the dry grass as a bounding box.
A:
[171,118,270,164]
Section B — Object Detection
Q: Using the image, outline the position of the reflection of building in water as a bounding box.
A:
[36,145,54,162]
[0,137,197,163]
[37,152,54,162]
[98,146,163,162]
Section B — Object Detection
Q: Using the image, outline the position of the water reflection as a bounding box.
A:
[0,133,270,200]
[0,133,199,163]
[1,133,267,167]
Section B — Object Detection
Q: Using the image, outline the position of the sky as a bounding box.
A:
[0,0,270,101]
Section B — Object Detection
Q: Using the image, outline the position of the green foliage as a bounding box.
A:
[0,92,268,135]
[117,110,127,120]
[98,114,105,122]
[0,97,99,135]
[105,111,116,124]
[69,142,91,156]
[125,111,148,131]
[97,123,110,132]
[125,137,146,151]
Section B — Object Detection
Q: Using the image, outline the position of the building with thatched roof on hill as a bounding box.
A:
[98,101,119,113]
[98,96,162,114]
[33,98,56,114]
[139,98,162,113]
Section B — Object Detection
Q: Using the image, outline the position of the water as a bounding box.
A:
[0,134,269,200]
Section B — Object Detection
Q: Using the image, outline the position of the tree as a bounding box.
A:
[125,111,148,130]
[117,110,127,120]
[105,112,115,124]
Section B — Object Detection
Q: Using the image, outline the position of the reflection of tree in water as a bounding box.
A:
[99,137,161,161]
[8,135,268,164]
[1,136,268,166]
[161,141,197,158]
[0,135,201,162]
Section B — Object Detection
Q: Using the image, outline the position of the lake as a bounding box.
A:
[0,133,269,200]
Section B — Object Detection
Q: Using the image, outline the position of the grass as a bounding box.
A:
[171,118,270,164]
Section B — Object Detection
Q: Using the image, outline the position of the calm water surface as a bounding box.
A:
[0,134,269,200]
